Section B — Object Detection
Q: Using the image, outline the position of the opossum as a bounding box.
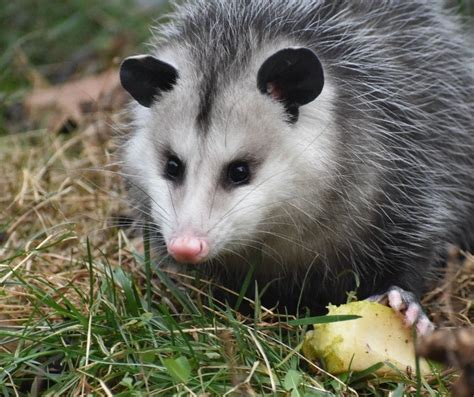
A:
[119,0,473,334]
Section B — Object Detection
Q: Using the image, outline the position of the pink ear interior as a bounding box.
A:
[267,81,285,101]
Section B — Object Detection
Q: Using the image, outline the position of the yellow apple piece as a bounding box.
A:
[302,301,431,376]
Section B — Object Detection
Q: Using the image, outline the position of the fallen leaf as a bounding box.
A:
[24,69,127,132]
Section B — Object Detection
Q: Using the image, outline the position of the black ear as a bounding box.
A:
[120,55,179,107]
[257,48,324,121]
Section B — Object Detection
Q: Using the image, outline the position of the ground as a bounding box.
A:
[0,1,473,396]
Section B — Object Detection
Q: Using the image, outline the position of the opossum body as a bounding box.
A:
[119,0,474,328]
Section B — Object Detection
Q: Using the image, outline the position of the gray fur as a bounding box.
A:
[121,0,473,312]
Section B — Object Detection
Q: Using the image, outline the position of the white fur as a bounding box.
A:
[124,41,341,273]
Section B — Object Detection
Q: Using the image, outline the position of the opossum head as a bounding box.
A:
[120,45,337,266]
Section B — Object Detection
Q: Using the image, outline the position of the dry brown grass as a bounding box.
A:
[0,108,139,323]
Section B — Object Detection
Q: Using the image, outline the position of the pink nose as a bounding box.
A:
[167,236,209,264]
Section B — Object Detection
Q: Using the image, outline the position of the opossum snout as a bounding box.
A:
[167,234,210,264]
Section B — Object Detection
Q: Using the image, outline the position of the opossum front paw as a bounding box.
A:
[368,286,434,336]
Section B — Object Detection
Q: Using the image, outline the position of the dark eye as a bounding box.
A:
[227,161,250,186]
[165,156,184,181]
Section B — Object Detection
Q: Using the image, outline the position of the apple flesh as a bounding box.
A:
[302,301,431,376]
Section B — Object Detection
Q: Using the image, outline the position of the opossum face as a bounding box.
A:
[120,47,336,265]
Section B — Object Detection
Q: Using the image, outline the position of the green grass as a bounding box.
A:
[0,228,455,396]
[0,0,169,135]
[0,0,155,87]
